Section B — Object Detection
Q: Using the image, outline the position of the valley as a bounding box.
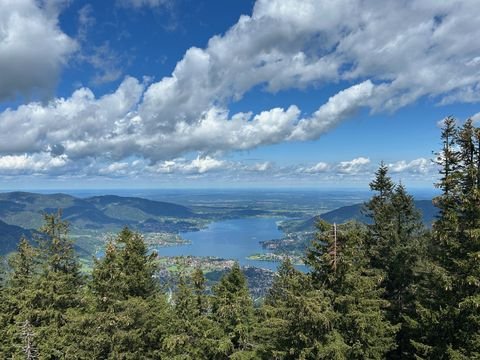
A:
[0,189,437,293]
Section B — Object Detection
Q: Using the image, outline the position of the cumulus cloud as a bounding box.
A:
[0,77,145,159]
[389,158,433,174]
[1,0,480,177]
[298,162,330,174]
[0,0,77,100]
[337,157,371,174]
[289,81,374,141]
[0,152,68,174]
[151,156,227,174]
[99,162,130,176]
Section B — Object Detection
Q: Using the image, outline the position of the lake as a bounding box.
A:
[157,217,287,271]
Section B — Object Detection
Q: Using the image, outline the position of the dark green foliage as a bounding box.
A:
[415,117,480,359]
[68,226,169,359]
[363,166,431,359]
[307,221,397,359]
[211,262,257,358]
[257,259,348,359]
[0,212,83,358]
[162,269,224,359]
[90,227,158,313]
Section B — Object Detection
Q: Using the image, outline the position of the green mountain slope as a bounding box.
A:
[0,192,198,256]
[281,200,438,233]
[0,219,35,255]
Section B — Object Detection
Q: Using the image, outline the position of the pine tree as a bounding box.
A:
[0,237,39,358]
[414,117,480,359]
[0,213,83,358]
[68,227,169,359]
[211,263,257,359]
[446,118,480,358]
[363,165,429,359]
[8,237,37,289]
[162,269,224,359]
[256,258,348,359]
[307,221,397,359]
[386,184,428,359]
[364,162,396,269]
[33,212,83,357]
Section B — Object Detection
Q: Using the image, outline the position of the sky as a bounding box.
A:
[0,0,479,189]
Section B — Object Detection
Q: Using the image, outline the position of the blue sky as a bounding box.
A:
[0,0,479,189]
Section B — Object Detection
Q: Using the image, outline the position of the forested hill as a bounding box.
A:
[0,192,194,226]
[0,219,35,255]
[0,192,196,255]
[282,199,438,233]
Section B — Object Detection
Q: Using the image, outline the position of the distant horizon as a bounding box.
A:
[0,186,438,192]
[0,187,440,203]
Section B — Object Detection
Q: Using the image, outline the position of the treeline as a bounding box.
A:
[0,117,479,359]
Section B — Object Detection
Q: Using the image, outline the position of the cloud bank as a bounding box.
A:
[0,0,479,178]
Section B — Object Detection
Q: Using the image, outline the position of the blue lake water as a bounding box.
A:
[157,217,286,271]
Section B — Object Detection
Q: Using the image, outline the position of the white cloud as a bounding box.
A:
[289,81,374,141]
[250,162,272,172]
[99,162,130,175]
[0,0,77,100]
[298,162,330,174]
[151,156,227,174]
[389,158,433,174]
[337,157,371,174]
[0,77,145,158]
[0,152,68,174]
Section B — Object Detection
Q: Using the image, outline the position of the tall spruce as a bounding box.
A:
[163,269,223,359]
[69,227,168,359]
[415,117,480,358]
[0,213,83,358]
[0,238,38,357]
[35,212,83,357]
[211,263,257,359]
[364,165,429,359]
[364,162,395,269]
[257,258,347,359]
[307,220,397,359]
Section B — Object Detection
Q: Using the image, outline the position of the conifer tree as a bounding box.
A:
[211,263,257,359]
[33,212,83,357]
[387,184,428,359]
[307,221,397,359]
[163,269,223,359]
[69,227,169,359]
[0,237,38,357]
[257,258,347,359]
[363,165,428,359]
[364,162,396,269]
[0,213,82,358]
[414,117,480,359]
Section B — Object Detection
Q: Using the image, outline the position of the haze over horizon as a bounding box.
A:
[1,0,479,189]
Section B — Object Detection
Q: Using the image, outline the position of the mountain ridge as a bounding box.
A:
[280,200,438,233]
